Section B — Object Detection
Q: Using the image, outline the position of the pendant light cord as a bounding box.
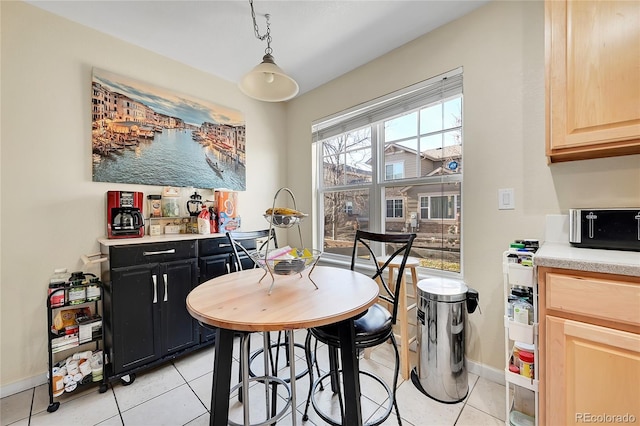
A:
[249,0,273,56]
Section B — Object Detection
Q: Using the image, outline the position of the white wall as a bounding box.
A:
[1,1,287,392]
[286,0,640,372]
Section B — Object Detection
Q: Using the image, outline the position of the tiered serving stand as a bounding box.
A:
[254,187,321,294]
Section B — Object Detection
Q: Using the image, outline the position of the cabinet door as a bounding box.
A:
[546,0,640,161]
[199,254,231,282]
[197,254,231,341]
[160,259,198,354]
[546,316,640,425]
[110,264,161,374]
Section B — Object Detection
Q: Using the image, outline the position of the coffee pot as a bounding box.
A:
[186,191,203,216]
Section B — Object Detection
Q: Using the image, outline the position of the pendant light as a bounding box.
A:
[239,0,299,102]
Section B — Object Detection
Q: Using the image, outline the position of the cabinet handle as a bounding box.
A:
[163,274,168,302]
[152,275,158,304]
[219,243,230,248]
[143,249,176,256]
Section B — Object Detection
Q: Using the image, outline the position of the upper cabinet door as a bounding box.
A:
[546,0,640,162]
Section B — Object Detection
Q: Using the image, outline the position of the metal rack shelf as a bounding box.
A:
[503,249,538,426]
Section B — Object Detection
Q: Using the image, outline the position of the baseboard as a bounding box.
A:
[1,373,47,398]
[467,359,505,386]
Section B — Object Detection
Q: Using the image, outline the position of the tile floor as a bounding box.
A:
[1,331,506,426]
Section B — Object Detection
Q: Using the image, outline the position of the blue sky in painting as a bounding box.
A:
[93,68,245,128]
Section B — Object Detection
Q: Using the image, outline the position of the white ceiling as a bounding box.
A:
[26,0,489,96]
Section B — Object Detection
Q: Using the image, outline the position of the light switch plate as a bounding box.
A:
[498,188,515,210]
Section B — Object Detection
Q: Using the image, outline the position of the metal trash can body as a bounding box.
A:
[414,277,474,403]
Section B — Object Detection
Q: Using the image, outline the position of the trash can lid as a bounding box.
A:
[417,277,468,302]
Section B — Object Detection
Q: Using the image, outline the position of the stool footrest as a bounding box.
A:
[228,375,291,426]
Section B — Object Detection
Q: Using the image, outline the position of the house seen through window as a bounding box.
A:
[313,69,463,273]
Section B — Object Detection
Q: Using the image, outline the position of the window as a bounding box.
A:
[314,68,463,274]
[420,194,458,220]
[385,162,404,180]
[386,199,404,219]
[345,201,353,215]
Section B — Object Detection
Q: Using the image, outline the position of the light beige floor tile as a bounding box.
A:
[455,404,504,426]
[3,419,29,426]
[369,404,417,425]
[173,345,214,382]
[29,387,119,426]
[120,384,206,426]
[466,377,506,421]
[95,414,124,425]
[30,381,105,417]
[303,379,381,426]
[393,379,465,426]
[0,388,32,425]
[184,412,210,426]
[189,371,213,410]
[112,364,186,412]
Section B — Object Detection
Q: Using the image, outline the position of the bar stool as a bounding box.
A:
[372,255,420,380]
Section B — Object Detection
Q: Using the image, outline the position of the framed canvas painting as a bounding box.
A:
[91,68,246,190]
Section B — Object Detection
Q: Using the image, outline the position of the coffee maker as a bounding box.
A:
[107,191,145,239]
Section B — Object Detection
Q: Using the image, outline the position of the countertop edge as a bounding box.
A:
[534,242,640,278]
[98,233,227,246]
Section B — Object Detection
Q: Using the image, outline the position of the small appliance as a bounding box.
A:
[107,191,144,239]
[569,208,640,251]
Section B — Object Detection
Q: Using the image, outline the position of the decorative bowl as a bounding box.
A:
[263,213,308,228]
[250,248,322,276]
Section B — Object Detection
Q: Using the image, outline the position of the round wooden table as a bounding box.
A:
[186,265,379,426]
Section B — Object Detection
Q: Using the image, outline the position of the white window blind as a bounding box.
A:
[313,68,462,141]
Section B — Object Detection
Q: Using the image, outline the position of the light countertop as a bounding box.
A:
[534,242,640,277]
[98,233,226,247]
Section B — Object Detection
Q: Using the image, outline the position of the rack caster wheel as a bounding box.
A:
[99,383,108,393]
[120,373,136,386]
[47,402,60,413]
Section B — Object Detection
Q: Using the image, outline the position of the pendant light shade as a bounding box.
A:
[239,54,299,102]
[240,1,298,102]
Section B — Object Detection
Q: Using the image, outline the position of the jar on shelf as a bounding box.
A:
[518,350,535,378]
[49,268,69,307]
[66,272,86,305]
[85,276,100,302]
[162,187,181,217]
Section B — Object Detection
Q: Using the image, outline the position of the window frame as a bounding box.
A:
[313,68,463,277]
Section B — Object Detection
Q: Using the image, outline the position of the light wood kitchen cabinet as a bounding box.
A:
[538,267,640,425]
[545,0,640,162]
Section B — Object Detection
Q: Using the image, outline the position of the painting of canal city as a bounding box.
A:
[92,68,246,190]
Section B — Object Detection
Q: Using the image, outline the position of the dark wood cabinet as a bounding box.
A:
[108,264,161,374]
[100,234,262,380]
[196,236,257,341]
[103,240,198,377]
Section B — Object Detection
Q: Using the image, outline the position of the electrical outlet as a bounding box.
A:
[498,188,515,210]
